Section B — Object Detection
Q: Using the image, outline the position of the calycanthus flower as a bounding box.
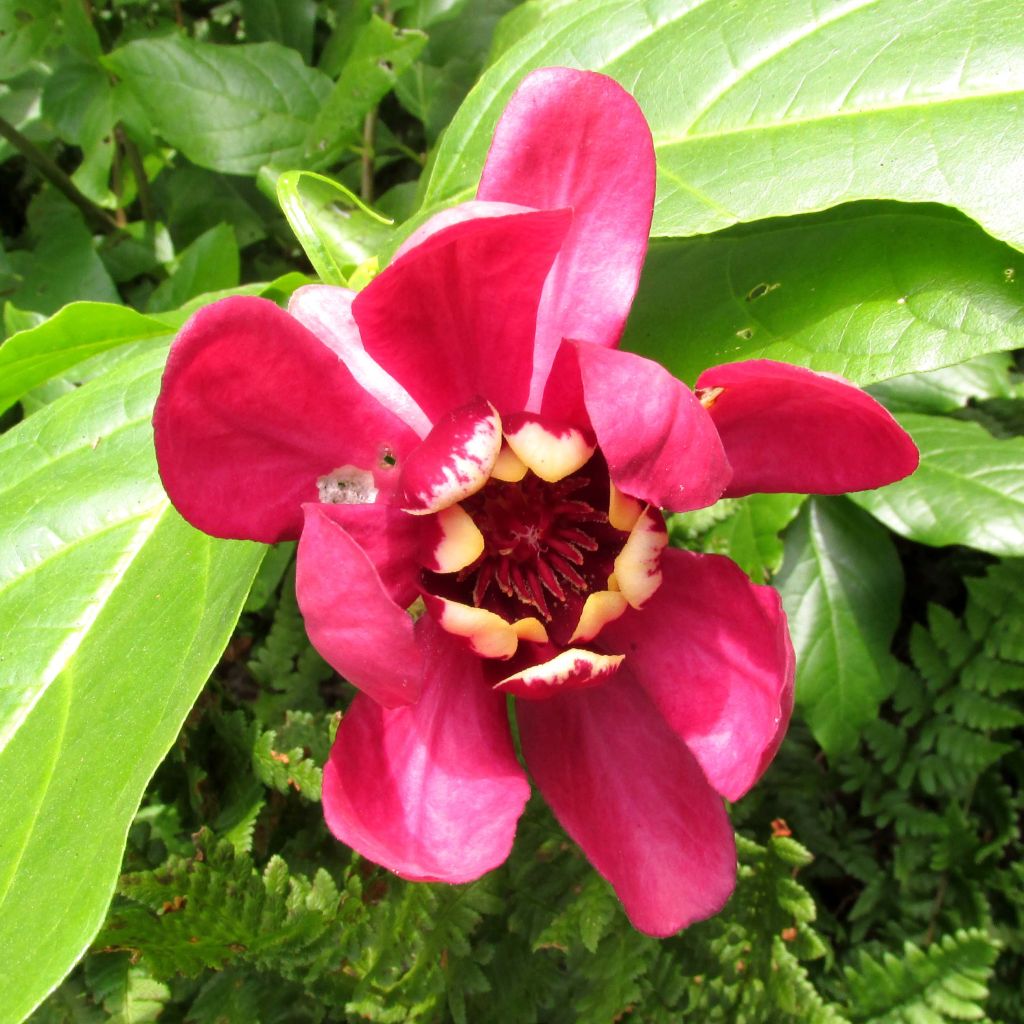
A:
[153,68,918,936]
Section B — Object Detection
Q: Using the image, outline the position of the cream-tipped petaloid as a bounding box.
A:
[428,595,519,659]
[608,481,643,532]
[504,418,595,483]
[512,616,549,644]
[495,648,624,700]
[569,589,629,643]
[490,443,529,483]
[426,503,485,573]
[613,505,668,609]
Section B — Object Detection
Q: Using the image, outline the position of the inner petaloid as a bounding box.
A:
[422,452,668,651]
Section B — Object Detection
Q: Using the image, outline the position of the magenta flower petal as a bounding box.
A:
[602,549,795,803]
[574,341,732,512]
[288,284,431,437]
[297,504,423,708]
[322,616,531,882]
[153,296,419,543]
[304,502,424,608]
[393,200,534,260]
[352,208,571,423]
[518,674,736,936]
[478,67,655,405]
[696,359,920,497]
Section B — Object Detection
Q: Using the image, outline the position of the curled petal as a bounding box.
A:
[399,398,502,514]
[353,208,571,422]
[153,296,419,543]
[393,200,535,260]
[518,674,736,936]
[288,285,431,437]
[602,549,795,802]
[696,360,920,496]
[574,341,731,513]
[495,647,622,700]
[322,616,530,883]
[305,502,423,608]
[297,504,422,708]
[478,67,656,406]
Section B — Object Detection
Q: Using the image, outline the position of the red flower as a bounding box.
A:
[153,68,917,935]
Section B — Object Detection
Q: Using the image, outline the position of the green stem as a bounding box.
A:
[0,115,120,234]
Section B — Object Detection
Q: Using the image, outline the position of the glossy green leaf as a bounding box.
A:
[276,171,391,286]
[850,413,1024,556]
[7,192,119,315]
[307,16,426,162]
[702,494,806,584]
[422,0,1024,250]
[0,346,264,1024]
[242,0,317,63]
[147,224,241,313]
[620,204,1024,385]
[104,37,333,175]
[0,301,172,415]
[775,498,903,755]
[868,353,1021,415]
[0,0,60,79]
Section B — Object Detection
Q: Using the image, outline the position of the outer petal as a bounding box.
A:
[518,674,736,936]
[288,284,431,437]
[696,360,920,497]
[305,503,423,608]
[602,549,795,803]
[393,200,534,260]
[478,68,656,408]
[322,616,530,882]
[296,504,422,708]
[352,208,571,422]
[153,296,418,543]
[575,341,732,512]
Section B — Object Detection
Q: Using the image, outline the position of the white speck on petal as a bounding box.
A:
[318,465,378,505]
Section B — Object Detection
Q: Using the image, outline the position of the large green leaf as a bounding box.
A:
[850,413,1024,557]
[275,171,391,286]
[0,302,172,415]
[702,493,806,584]
[620,204,1024,385]
[774,498,903,755]
[104,37,333,175]
[0,347,264,1023]
[422,0,1024,250]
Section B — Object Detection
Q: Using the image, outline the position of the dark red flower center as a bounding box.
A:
[424,459,629,647]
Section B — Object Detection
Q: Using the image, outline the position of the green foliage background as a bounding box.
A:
[0,0,1022,1021]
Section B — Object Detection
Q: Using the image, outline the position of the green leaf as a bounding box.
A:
[306,15,426,162]
[275,171,391,285]
[424,0,1024,249]
[620,204,1024,386]
[867,353,1022,414]
[104,37,333,175]
[0,346,264,1023]
[147,223,241,313]
[849,413,1024,556]
[775,498,904,755]
[0,302,172,415]
[242,0,317,63]
[7,192,119,314]
[0,0,60,79]
[701,493,806,583]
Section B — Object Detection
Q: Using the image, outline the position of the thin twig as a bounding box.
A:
[0,115,120,233]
